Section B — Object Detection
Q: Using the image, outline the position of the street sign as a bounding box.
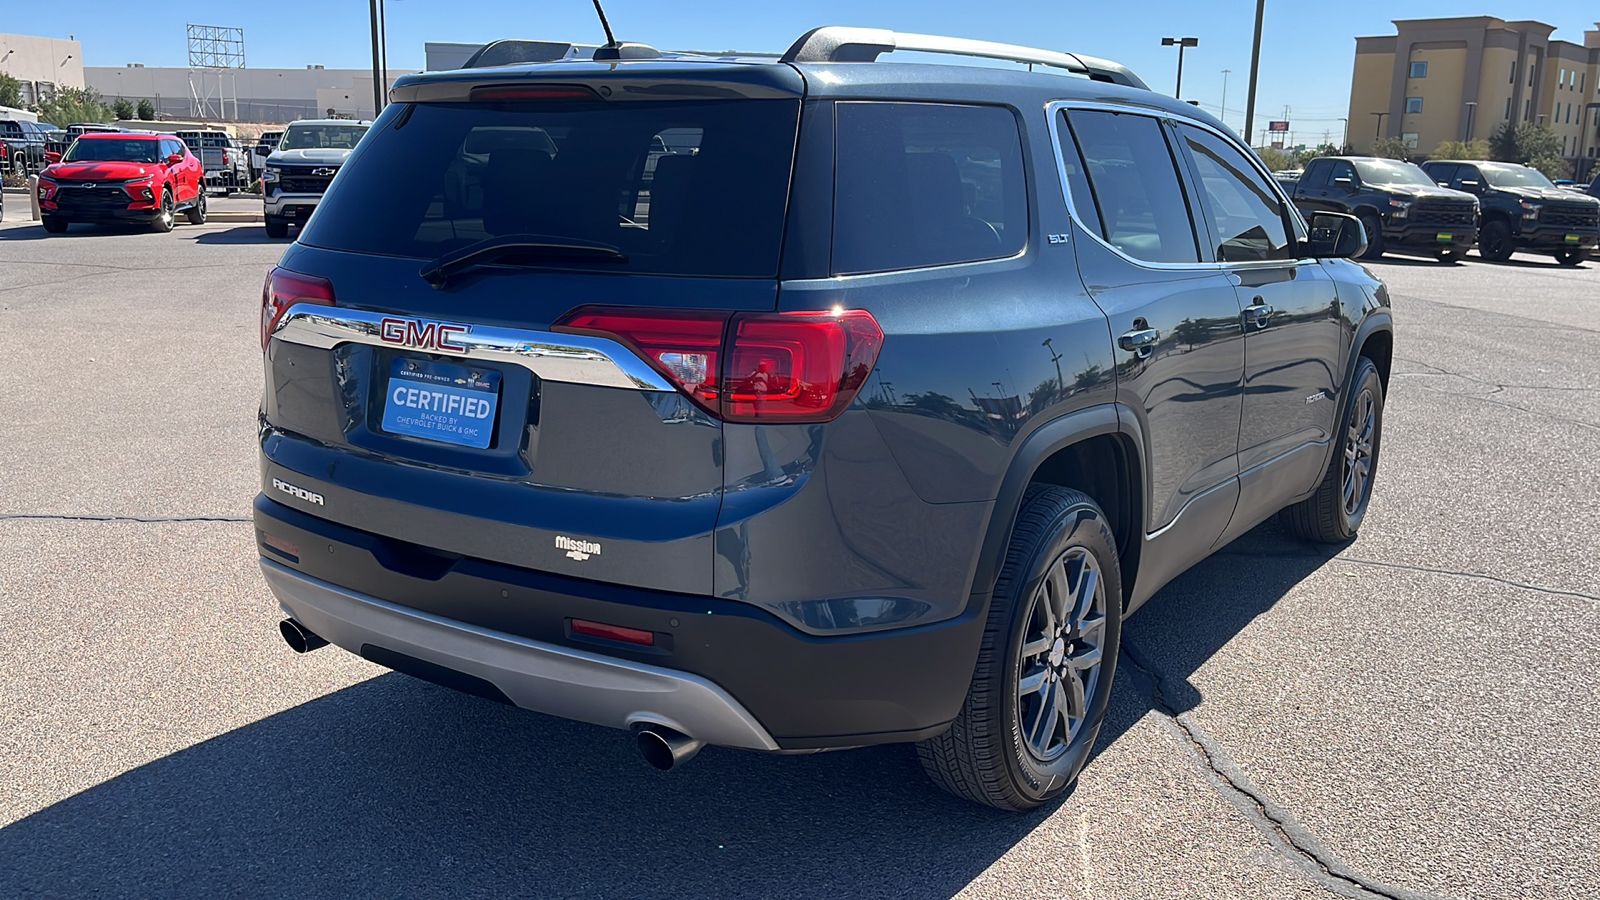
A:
[1268,120,1290,132]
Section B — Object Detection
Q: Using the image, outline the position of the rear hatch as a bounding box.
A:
[261,62,804,596]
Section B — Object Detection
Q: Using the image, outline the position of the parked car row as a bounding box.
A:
[1286,155,1600,265]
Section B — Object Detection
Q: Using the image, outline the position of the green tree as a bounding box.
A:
[1488,122,1569,181]
[0,73,21,109]
[136,98,156,120]
[1255,146,1292,172]
[36,87,115,128]
[1370,136,1412,160]
[1429,138,1489,160]
[112,97,135,120]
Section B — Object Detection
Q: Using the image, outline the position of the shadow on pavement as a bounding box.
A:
[0,519,1334,898]
[192,226,284,245]
[1099,517,1336,747]
[0,675,1049,899]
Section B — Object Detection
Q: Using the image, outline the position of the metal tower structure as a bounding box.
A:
[186,24,245,121]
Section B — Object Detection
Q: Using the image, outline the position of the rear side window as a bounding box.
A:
[1423,163,1455,186]
[1062,110,1199,264]
[832,102,1027,275]
[1177,124,1293,262]
[300,99,800,278]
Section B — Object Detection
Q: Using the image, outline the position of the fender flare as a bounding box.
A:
[1307,309,1392,485]
[963,402,1146,603]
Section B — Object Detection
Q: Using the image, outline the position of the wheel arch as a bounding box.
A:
[967,403,1146,613]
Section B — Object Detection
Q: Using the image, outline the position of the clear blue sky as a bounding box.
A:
[9,1,1598,146]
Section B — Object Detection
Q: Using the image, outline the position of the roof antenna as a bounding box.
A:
[590,0,660,61]
[591,0,617,47]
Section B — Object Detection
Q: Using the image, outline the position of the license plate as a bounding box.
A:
[380,358,501,449]
[1435,233,1453,242]
[1566,234,1582,243]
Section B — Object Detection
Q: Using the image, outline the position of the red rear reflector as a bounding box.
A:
[570,619,655,646]
[258,531,300,561]
[554,307,884,424]
[261,267,336,350]
[469,84,602,103]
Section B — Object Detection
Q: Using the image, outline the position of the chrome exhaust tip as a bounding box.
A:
[635,724,705,771]
[279,618,329,654]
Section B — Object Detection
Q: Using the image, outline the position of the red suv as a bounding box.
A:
[36,133,206,234]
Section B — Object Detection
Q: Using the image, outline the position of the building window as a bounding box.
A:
[1404,97,1424,114]
[1505,97,1512,120]
[1560,68,1567,87]
[1409,61,1428,79]
[1401,132,1419,149]
[1525,98,1532,120]
[1510,62,1516,84]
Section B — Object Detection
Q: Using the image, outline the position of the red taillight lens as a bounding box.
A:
[555,307,884,423]
[557,308,729,411]
[261,267,335,350]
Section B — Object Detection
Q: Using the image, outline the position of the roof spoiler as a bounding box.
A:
[780,26,1149,91]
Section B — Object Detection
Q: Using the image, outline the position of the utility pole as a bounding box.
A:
[1243,0,1265,144]
[1338,117,1348,152]
[368,0,384,116]
[1220,69,1231,129]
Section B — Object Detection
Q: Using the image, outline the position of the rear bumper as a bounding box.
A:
[254,495,983,749]
[261,558,782,751]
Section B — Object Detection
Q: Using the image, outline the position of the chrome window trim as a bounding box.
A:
[1044,99,1312,273]
[270,303,673,392]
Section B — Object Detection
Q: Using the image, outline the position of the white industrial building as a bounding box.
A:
[85,65,415,123]
[1,32,86,105]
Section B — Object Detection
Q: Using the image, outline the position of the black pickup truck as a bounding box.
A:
[1291,156,1479,261]
[0,119,50,177]
[1420,160,1600,265]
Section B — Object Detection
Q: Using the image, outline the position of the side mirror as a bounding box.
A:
[167,153,183,166]
[1307,212,1368,259]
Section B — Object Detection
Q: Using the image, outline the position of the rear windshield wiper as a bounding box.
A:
[420,234,627,288]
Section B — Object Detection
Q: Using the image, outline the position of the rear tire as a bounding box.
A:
[1280,356,1384,543]
[185,190,207,225]
[264,215,289,239]
[917,486,1121,811]
[41,216,68,234]
[1479,220,1514,262]
[1358,214,1385,259]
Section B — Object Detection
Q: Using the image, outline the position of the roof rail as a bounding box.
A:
[780,26,1149,91]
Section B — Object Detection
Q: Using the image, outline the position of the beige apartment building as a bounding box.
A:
[1348,17,1600,176]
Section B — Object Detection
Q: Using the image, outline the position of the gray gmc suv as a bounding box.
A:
[255,27,1393,810]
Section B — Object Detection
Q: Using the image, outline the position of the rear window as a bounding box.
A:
[299,99,799,278]
[832,102,1027,275]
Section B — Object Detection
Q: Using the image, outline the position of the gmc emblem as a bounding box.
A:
[379,317,470,352]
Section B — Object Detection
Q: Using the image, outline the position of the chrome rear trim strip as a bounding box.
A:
[271,303,672,391]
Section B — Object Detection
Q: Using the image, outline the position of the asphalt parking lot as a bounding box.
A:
[0,207,1596,900]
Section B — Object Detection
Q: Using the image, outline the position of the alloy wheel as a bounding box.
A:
[1342,387,1376,516]
[161,193,174,229]
[1016,546,1107,762]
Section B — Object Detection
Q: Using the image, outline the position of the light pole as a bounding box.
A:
[1463,101,1477,142]
[1338,117,1348,152]
[1243,0,1265,144]
[1220,69,1231,130]
[1161,37,1199,97]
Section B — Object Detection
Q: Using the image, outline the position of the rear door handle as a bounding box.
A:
[1243,301,1274,329]
[1118,328,1159,357]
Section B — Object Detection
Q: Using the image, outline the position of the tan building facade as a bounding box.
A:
[0,33,86,106]
[1348,17,1600,176]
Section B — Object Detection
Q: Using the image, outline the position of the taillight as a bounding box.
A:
[555,307,884,423]
[261,267,335,350]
